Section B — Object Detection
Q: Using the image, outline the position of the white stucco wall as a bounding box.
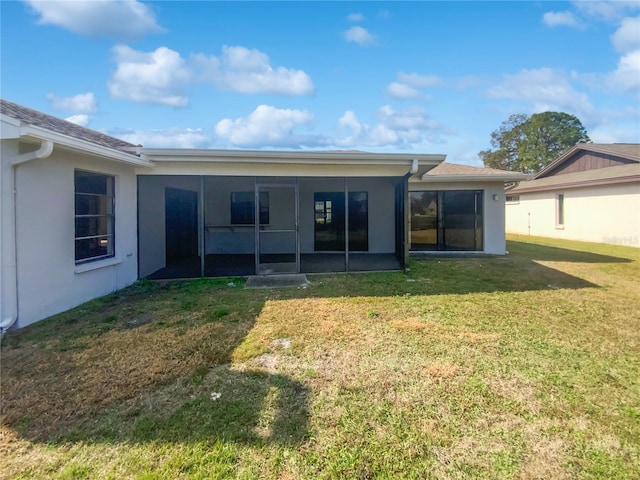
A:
[11,148,139,327]
[506,183,640,247]
[408,180,508,255]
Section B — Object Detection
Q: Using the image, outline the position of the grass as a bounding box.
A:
[1,235,639,479]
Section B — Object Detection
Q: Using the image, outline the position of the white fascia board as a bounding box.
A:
[418,173,532,182]
[1,114,22,139]
[140,148,445,168]
[18,125,153,168]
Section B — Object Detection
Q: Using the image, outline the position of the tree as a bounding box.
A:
[479,112,591,173]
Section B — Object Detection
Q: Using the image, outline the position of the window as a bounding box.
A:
[556,194,564,227]
[314,192,368,251]
[506,195,520,204]
[75,170,115,263]
[230,191,269,225]
[410,190,483,251]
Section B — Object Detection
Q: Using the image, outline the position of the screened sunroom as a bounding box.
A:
[136,150,443,279]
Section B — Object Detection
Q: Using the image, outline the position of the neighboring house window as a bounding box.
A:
[506,195,520,204]
[556,194,565,228]
[230,192,269,225]
[75,170,115,263]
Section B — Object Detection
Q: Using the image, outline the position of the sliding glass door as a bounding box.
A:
[314,192,368,251]
[410,190,483,251]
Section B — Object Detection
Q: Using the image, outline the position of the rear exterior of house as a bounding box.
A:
[1,100,149,329]
[1,99,525,329]
[506,144,640,247]
[409,163,528,254]
[135,149,443,279]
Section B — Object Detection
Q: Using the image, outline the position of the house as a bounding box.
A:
[409,163,530,253]
[1,99,527,329]
[506,143,640,247]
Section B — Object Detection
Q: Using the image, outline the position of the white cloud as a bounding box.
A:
[386,82,424,100]
[214,105,324,147]
[397,72,443,88]
[607,50,640,92]
[542,11,581,28]
[107,44,314,107]
[487,68,595,122]
[589,120,640,143]
[611,16,640,53]
[335,105,454,148]
[192,46,314,95]
[572,0,640,22]
[347,13,364,22]
[108,45,192,107]
[386,73,442,100]
[377,105,451,132]
[65,114,90,127]
[113,127,211,148]
[23,0,163,41]
[46,92,97,114]
[344,26,375,46]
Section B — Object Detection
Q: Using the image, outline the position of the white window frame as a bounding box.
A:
[74,170,116,264]
[555,193,565,229]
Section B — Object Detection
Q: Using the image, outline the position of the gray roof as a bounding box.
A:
[1,98,138,153]
[511,163,640,194]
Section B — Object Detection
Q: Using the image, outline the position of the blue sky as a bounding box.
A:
[1,1,639,165]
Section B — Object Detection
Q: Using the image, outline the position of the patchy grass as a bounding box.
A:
[1,236,639,479]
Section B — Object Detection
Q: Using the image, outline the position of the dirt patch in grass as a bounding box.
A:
[423,362,460,379]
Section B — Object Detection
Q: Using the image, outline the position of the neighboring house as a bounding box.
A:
[1,99,526,329]
[506,143,640,247]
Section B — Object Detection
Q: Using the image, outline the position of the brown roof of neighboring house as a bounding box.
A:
[535,143,640,179]
[510,163,640,194]
[572,143,640,161]
[426,162,517,176]
[418,162,531,182]
[1,98,138,153]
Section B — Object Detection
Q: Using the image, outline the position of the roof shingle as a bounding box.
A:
[426,162,517,176]
[1,98,138,153]
[510,163,640,193]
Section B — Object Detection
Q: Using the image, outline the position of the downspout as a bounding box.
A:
[0,139,54,335]
[400,159,419,270]
[410,158,418,175]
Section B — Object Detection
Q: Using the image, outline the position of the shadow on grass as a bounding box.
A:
[1,280,310,448]
[507,240,633,264]
[127,370,309,446]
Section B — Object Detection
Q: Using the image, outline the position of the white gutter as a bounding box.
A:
[19,125,153,168]
[1,138,54,334]
[140,148,446,167]
[13,139,53,166]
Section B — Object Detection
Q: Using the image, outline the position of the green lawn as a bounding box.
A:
[1,235,639,479]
